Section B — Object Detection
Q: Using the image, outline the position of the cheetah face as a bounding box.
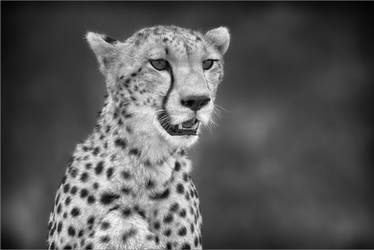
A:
[86,26,230,148]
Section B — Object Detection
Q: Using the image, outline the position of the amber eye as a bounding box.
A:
[202,59,215,70]
[150,59,169,71]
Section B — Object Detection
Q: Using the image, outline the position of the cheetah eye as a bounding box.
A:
[202,59,215,70]
[150,59,169,71]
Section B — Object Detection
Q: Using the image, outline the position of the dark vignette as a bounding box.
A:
[1,1,374,248]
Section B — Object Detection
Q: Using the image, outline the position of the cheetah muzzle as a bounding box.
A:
[47,25,230,250]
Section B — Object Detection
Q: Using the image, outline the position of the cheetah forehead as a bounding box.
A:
[144,26,201,37]
[125,25,221,58]
[132,26,203,45]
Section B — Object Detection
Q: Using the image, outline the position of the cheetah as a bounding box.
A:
[47,25,230,249]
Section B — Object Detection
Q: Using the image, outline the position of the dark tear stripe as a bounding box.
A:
[158,64,175,121]
[162,64,174,109]
[149,188,170,200]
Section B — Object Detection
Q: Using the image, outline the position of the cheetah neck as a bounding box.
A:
[81,96,190,183]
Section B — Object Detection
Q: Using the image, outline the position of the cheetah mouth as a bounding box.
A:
[157,111,200,136]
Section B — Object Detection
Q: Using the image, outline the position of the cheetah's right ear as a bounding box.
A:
[86,32,121,73]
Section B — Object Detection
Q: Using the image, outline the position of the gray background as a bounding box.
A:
[2,2,374,248]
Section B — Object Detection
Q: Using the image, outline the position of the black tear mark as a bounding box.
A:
[161,64,174,112]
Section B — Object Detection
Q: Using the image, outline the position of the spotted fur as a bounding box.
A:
[47,25,230,249]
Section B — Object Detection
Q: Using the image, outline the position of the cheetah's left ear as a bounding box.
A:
[86,32,121,73]
[205,27,230,55]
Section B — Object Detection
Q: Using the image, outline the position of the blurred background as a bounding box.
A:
[2,2,374,248]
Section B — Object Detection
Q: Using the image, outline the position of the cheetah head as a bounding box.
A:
[86,26,230,149]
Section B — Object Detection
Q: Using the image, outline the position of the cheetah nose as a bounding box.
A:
[180,95,211,111]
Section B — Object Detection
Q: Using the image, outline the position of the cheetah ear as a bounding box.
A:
[86,32,121,73]
[204,27,230,55]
